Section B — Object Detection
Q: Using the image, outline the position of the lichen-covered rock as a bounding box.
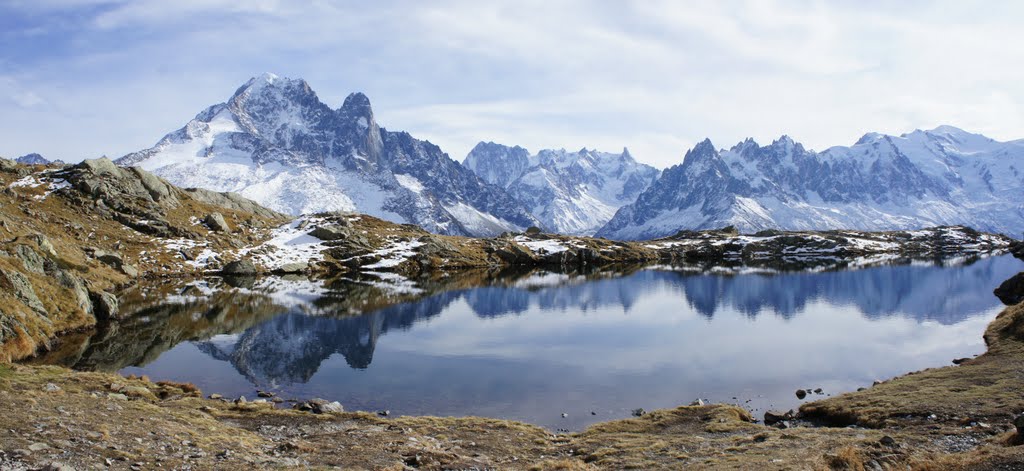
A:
[0,267,47,317]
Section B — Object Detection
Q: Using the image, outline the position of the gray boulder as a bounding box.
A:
[309,224,350,241]
[89,291,119,320]
[221,260,257,275]
[204,212,231,232]
[92,249,137,277]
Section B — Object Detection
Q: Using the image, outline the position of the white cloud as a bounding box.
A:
[1,0,1022,167]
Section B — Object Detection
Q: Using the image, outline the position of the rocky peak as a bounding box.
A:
[682,139,721,169]
[338,92,375,127]
[463,141,532,187]
[15,153,53,165]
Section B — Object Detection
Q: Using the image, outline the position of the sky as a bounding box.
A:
[1,0,1023,169]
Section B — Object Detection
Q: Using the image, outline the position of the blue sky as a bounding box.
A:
[2,0,1023,168]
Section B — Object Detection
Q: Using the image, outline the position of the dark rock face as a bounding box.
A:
[598,128,1024,240]
[995,273,1024,305]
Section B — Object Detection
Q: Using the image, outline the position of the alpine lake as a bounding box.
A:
[28,254,1019,431]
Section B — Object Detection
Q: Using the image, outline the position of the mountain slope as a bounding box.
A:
[117,73,538,236]
[597,127,1024,240]
[463,143,659,235]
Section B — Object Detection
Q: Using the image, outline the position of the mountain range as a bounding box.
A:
[597,127,1024,239]
[112,73,1024,240]
[116,73,538,237]
[463,143,659,234]
[15,153,63,166]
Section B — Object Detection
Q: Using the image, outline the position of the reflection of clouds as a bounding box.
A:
[384,296,995,380]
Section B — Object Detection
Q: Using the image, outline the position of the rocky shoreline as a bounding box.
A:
[3,157,1024,469]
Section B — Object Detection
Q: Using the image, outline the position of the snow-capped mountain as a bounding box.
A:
[117,73,538,236]
[463,143,659,235]
[597,126,1024,240]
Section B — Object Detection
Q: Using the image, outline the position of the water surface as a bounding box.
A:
[33,255,1021,430]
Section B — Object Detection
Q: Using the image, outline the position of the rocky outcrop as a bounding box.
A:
[0,158,288,361]
[995,273,1024,305]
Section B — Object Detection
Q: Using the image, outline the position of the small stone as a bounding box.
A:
[795,389,807,400]
[256,391,274,398]
[234,396,247,405]
[122,386,153,399]
[43,383,61,392]
[631,408,646,417]
[591,411,597,415]
[561,413,568,418]
[764,410,794,426]
[28,442,49,452]
[315,401,344,414]
[689,398,705,406]
[272,397,284,404]
[378,410,390,417]
[108,393,127,401]
[1013,413,1024,434]
[879,436,896,446]
[813,388,823,394]
[209,393,222,400]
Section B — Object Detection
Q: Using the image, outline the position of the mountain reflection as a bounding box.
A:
[31,255,1020,389]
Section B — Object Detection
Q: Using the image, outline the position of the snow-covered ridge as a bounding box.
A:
[598,126,1024,240]
[463,143,659,235]
[116,74,538,237]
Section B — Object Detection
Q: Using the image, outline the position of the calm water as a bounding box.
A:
[33,255,1021,430]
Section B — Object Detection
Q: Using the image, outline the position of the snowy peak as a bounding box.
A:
[338,92,374,125]
[463,141,660,235]
[463,142,531,187]
[597,128,1024,240]
[114,74,539,237]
